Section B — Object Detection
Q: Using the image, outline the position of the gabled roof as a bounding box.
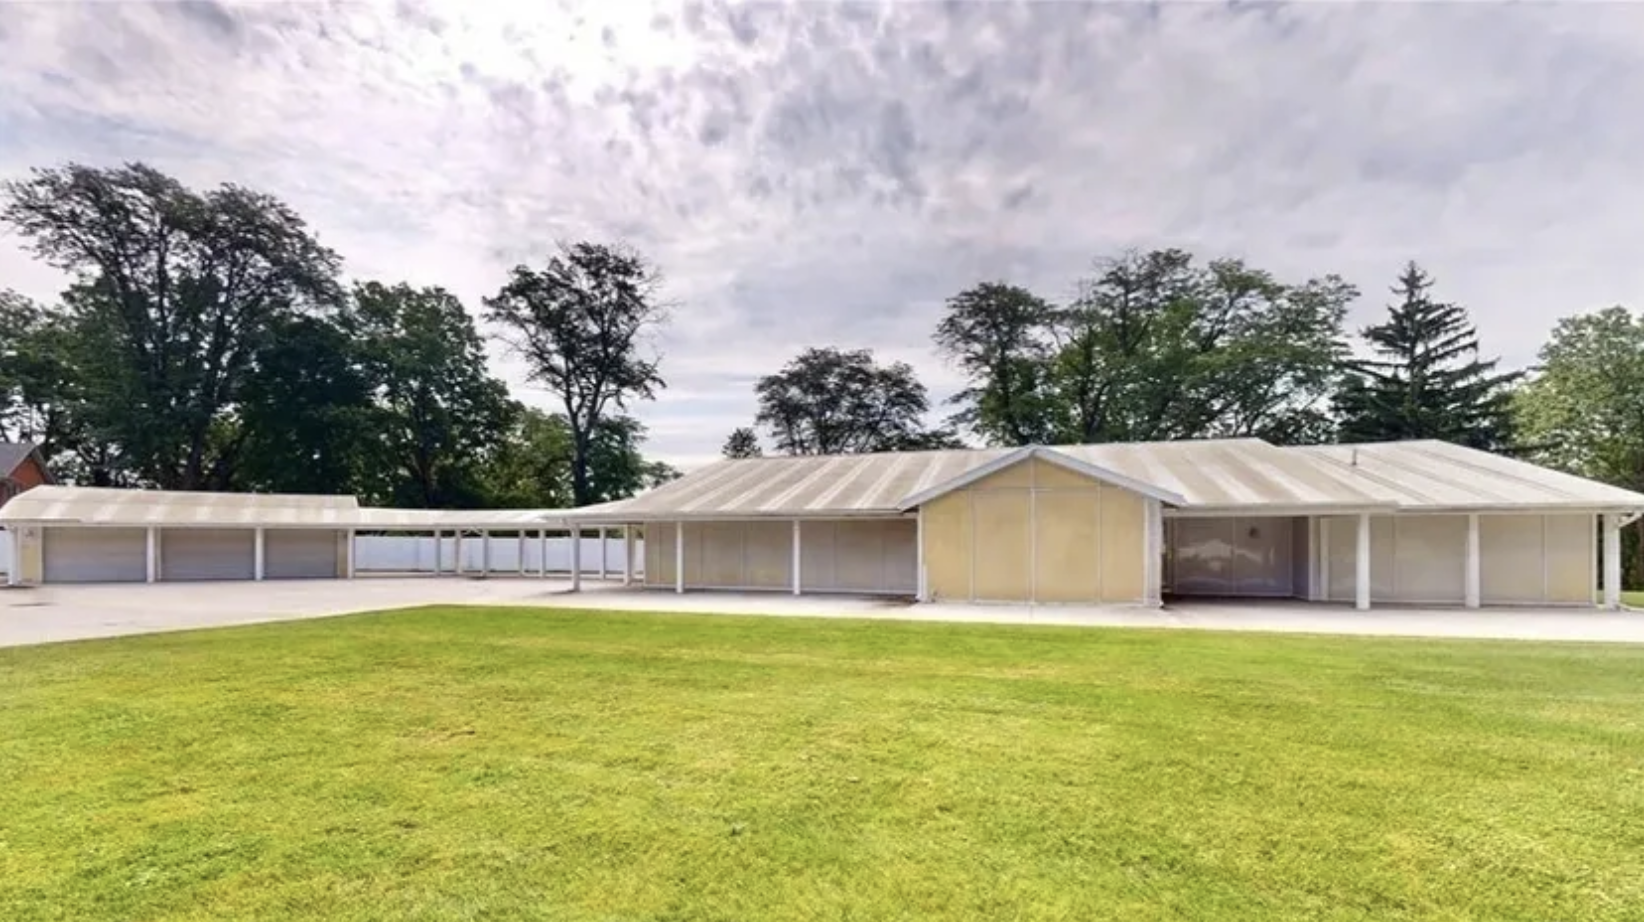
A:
[896,445,1187,510]
[0,442,51,483]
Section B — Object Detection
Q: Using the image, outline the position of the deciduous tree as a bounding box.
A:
[0,162,342,488]
[352,282,517,508]
[485,241,667,506]
[1515,305,1644,585]
[933,282,1055,445]
[754,347,958,454]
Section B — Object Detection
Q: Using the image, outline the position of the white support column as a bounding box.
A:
[517,532,526,576]
[674,520,685,594]
[7,528,21,586]
[145,527,158,584]
[1464,513,1481,609]
[455,532,465,575]
[254,527,266,582]
[481,529,490,576]
[538,528,547,579]
[1603,514,1622,610]
[915,507,927,602]
[1354,513,1371,611]
[345,528,357,580]
[1141,498,1163,608]
[1319,518,1331,602]
[598,527,608,580]
[622,525,634,587]
[570,525,582,592]
[791,519,802,595]
[432,529,441,575]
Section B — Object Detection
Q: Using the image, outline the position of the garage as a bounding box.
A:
[161,528,256,581]
[265,529,341,579]
[43,527,147,583]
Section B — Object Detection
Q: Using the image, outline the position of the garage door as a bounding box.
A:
[265,529,340,579]
[161,528,255,581]
[43,527,148,583]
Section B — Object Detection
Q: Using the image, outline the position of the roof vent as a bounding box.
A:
[1350,448,1359,467]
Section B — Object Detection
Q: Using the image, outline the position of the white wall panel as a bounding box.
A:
[355,534,641,574]
[265,530,340,579]
[1392,516,1466,603]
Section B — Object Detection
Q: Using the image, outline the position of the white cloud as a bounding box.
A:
[4,0,1644,471]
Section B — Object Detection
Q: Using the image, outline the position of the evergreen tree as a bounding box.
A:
[1335,263,1520,450]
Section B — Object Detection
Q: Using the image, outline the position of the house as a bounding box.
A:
[3,437,1642,611]
[0,441,52,506]
[564,438,1644,611]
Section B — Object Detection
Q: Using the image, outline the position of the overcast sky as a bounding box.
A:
[4,1,1643,470]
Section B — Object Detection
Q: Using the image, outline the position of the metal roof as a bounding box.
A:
[1293,441,1644,511]
[570,438,1644,521]
[565,448,1014,520]
[1055,440,1395,512]
[0,486,570,530]
[5,438,1641,530]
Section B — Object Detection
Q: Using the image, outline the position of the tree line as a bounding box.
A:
[0,162,676,509]
[722,253,1518,459]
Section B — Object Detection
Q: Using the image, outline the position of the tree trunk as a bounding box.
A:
[1633,519,1644,593]
[571,450,591,508]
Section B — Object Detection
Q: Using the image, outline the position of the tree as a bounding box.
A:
[352,282,518,508]
[1335,263,1520,450]
[481,407,576,509]
[0,289,126,484]
[1514,306,1644,586]
[485,241,668,507]
[0,162,343,488]
[933,282,1056,445]
[722,427,763,459]
[1027,250,1352,445]
[235,314,377,496]
[754,347,958,454]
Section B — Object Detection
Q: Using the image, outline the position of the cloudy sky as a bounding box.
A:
[3,0,1643,470]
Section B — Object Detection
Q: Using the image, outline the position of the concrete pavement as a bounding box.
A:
[3,578,1643,648]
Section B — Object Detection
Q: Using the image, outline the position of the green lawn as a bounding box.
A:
[1621,590,1644,608]
[3,609,1642,921]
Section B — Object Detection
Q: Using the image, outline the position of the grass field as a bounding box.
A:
[2,607,1642,921]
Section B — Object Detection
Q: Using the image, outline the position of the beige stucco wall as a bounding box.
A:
[921,457,1148,605]
[1324,512,1595,605]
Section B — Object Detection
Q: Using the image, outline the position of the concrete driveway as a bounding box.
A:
[3,578,1643,647]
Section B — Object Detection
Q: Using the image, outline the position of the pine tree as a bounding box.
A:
[1334,263,1520,450]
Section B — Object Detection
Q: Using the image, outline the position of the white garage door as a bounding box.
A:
[265,529,339,579]
[161,528,255,581]
[44,528,148,583]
